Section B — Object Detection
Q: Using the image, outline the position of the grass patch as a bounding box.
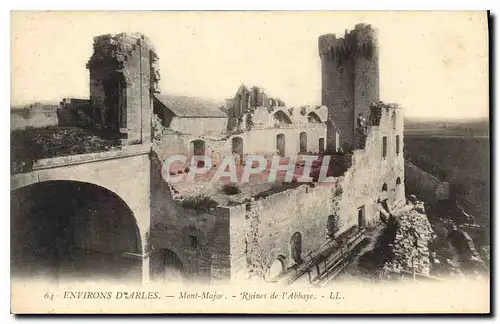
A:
[221,183,241,195]
[180,194,219,212]
[11,126,120,174]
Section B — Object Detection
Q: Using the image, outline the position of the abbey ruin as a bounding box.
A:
[12,24,453,286]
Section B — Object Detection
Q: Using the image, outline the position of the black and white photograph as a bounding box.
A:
[9,10,490,314]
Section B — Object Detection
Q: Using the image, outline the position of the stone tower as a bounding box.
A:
[87,33,160,145]
[319,24,379,152]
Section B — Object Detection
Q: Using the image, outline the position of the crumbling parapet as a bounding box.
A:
[382,201,436,277]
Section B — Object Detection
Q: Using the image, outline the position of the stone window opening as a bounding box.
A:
[299,132,308,153]
[396,177,401,186]
[188,235,198,249]
[392,111,397,130]
[382,136,388,158]
[382,183,388,192]
[276,133,286,157]
[396,135,400,155]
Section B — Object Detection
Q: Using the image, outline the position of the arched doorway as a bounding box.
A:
[150,249,184,283]
[11,181,141,282]
[299,132,307,153]
[267,255,286,280]
[103,72,127,131]
[232,137,244,166]
[290,232,303,264]
[319,138,325,153]
[190,139,206,168]
[276,133,285,157]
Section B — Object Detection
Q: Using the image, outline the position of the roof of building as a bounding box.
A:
[154,94,228,118]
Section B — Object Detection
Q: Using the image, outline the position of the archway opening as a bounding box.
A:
[276,133,285,157]
[319,138,325,153]
[190,139,206,168]
[103,72,127,131]
[290,232,303,264]
[232,137,244,166]
[150,249,184,283]
[267,255,286,280]
[273,110,293,125]
[11,181,141,282]
[299,132,308,153]
[307,112,322,123]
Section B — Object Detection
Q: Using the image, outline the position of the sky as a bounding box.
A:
[11,11,489,119]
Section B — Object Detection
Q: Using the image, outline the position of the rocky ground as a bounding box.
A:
[339,196,489,283]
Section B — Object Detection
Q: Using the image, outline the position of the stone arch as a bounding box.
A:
[267,254,286,280]
[396,177,401,186]
[11,180,142,281]
[273,110,293,124]
[290,232,303,264]
[299,132,308,153]
[382,183,388,191]
[307,111,322,123]
[150,248,185,283]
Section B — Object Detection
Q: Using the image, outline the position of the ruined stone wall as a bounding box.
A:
[170,117,228,136]
[339,104,405,228]
[228,183,344,282]
[149,154,231,283]
[405,161,450,204]
[154,124,327,167]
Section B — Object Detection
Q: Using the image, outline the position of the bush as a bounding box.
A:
[180,194,219,212]
[221,183,241,195]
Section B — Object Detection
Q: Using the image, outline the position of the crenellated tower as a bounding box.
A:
[319,23,379,152]
[87,33,160,145]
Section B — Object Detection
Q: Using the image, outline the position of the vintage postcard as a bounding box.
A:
[10,11,490,314]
